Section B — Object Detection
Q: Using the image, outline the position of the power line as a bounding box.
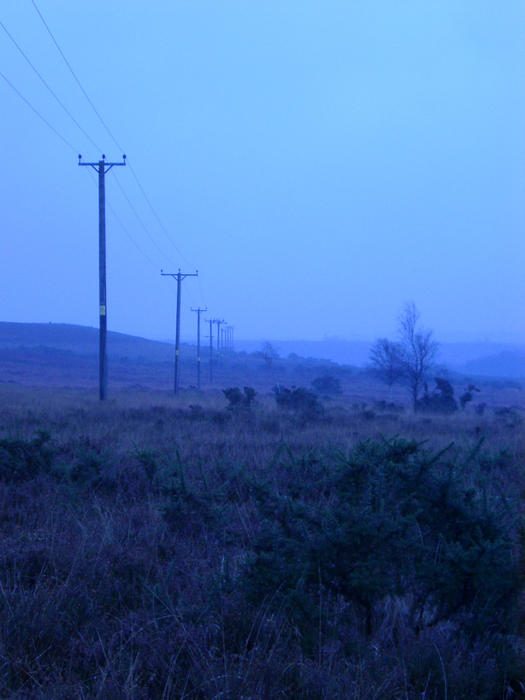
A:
[1,15,165,270]
[197,274,208,310]
[31,0,124,154]
[107,201,160,270]
[0,69,77,153]
[0,18,101,152]
[112,171,176,266]
[127,161,192,265]
[0,52,159,294]
[88,170,175,271]
[31,0,200,278]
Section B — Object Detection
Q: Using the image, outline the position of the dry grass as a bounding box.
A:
[0,382,522,698]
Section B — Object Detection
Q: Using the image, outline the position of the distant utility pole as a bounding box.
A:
[161,269,198,394]
[79,154,126,401]
[191,306,207,390]
[212,319,226,364]
[225,325,234,352]
[207,318,213,383]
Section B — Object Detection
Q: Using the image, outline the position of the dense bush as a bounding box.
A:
[273,384,324,419]
[245,438,521,677]
[223,385,257,409]
[0,431,53,482]
[418,377,458,413]
[311,374,342,395]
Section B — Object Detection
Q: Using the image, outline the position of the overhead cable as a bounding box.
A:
[31,0,124,153]
[32,0,195,273]
[112,172,177,265]
[0,19,102,152]
[127,161,193,265]
[0,69,77,153]
[85,169,161,270]
[107,202,161,270]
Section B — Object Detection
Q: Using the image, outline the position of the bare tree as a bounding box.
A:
[261,342,279,368]
[398,302,439,410]
[369,338,404,401]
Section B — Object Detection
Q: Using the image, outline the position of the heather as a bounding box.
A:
[0,385,523,698]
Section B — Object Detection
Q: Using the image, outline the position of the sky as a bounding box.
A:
[0,1,524,344]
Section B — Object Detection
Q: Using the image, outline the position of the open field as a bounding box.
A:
[0,380,523,698]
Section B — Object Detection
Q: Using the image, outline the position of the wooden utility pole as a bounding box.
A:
[225,325,234,352]
[78,154,126,400]
[161,269,198,394]
[191,306,207,390]
[207,318,213,383]
[212,318,226,365]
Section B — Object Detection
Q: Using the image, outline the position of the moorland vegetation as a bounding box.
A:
[0,382,523,698]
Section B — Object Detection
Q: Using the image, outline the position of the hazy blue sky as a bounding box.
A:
[1,1,524,343]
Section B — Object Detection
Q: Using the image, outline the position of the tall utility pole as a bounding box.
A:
[207,318,213,383]
[191,306,207,390]
[212,318,226,365]
[161,269,198,394]
[79,154,126,401]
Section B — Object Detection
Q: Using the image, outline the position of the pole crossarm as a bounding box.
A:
[78,154,126,174]
[161,269,198,281]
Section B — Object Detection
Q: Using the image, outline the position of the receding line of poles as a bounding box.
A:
[206,318,214,383]
[212,318,226,366]
[191,306,207,390]
[79,153,126,401]
[221,324,234,353]
[161,269,198,394]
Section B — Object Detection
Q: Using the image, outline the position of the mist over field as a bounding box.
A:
[0,2,524,697]
[0,1,523,345]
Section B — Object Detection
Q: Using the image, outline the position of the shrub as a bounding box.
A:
[460,383,480,410]
[475,402,487,416]
[244,438,520,650]
[417,377,458,413]
[0,432,53,482]
[311,375,342,395]
[223,386,257,410]
[273,385,323,419]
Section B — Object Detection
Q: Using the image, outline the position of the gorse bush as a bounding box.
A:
[418,377,458,413]
[223,386,257,410]
[0,431,53,482]
[0,400,522,698]
[311,374,342,395]
[273,384,324,419]
[245,438,520,654]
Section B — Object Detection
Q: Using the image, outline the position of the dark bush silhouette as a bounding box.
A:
[417,377,458,413]
[223,386,257,410]
[460,384,481,409]
[273,385,323,418]
[245,438,519,650]
[311,374,342,395]
[0,432,53,482]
